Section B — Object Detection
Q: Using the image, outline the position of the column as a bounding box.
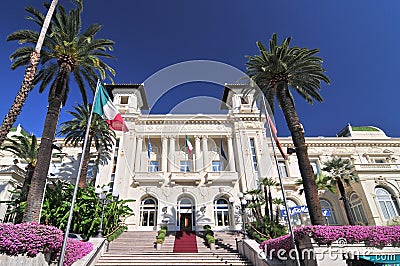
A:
[130,134,137,170]
[168,136,175,172]
[134,136,143,172]
[194,136,202,171]
[227,135,236,171]
[162,136,168,172]
[202,136,209,172]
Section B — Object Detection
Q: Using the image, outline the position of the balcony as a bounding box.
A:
[134,172,166,185]
[205,171,238,185]
[354,163,400,172]
[170,172,202,185]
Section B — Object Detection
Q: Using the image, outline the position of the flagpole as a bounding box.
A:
[58,80,102,266]
[261,96,301,266]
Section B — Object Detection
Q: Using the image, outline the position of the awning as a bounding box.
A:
[359,254,400,265]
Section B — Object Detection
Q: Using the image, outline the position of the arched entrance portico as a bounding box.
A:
[176,197,195,231]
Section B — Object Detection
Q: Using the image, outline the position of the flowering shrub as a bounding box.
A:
[0,223,93,266]
[61,238,93,266]
[260,226,400,258]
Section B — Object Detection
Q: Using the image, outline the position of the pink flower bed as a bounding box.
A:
[0,223,93,266]
[260,226,400,258]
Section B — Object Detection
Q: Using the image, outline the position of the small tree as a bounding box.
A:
[59,103,115,188]
[295,174,337,195]
[261,177,278,222]
[40,181,134,238]
[2,132,60,223]
[322,157,359,225]
[272,198,284,224]
[245,189,263,222]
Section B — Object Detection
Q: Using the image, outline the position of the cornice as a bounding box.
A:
[278,138,400,148]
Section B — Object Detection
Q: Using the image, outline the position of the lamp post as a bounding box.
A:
[236,193,252,239]
[95,186,119,238]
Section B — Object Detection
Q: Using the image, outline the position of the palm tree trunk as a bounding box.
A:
[263,186,270,221]
[337,179,355,225]
[277,85,324,225]
[275,205,280,224]
[79,136,92,188]
[92,151,101,185]
[0,0,58,147]
[23,65,69,223]
[268,188,273,219]
[22,164,35,199]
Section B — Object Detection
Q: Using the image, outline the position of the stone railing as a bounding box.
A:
[0,165,25,177]
[262,235,400,266]
[237,239,271,266]
[354,163,400,171]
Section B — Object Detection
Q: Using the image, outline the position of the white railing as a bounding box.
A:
[355,163,400,170]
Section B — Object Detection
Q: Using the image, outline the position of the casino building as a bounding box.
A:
[1,84,400,230]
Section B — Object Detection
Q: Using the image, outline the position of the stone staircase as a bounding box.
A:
[95,231,252,266]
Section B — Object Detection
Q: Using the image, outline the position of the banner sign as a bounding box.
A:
[280,205,331,217]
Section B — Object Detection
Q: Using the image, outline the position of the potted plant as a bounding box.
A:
[203,225,216,250]
[156,238,163,250]
[155,227,167,250]
[206,234,216,250]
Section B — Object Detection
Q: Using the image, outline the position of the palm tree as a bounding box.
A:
[272,198,284,224]
[0,1,59,148]
[8,3,115,222]
[2,133,38,223]
[3,133,38,198]
[2,130,61,223]
[322,157,359,225]
[245,33,330,225]
[59,103,115,188]
[260,177,277,222]
[245,189,263,222]
[295,174,337,195]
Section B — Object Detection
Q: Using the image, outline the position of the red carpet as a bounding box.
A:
[173,231,198,253]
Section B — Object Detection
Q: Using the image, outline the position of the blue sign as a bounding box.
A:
[280,206,331,217]
[322,209,331,217]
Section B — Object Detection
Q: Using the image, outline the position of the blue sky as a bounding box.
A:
[0,0,399,137]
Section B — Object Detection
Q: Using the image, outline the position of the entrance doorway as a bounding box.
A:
[180,213,192,231]
[177,197,195,231]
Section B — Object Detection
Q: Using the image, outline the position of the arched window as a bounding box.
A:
[320,199,338,225]
[375,187,399,220]
[214,198,231,226]
[349,193,368,225]
[140,197,158,226]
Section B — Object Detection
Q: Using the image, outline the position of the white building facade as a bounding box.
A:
[1,84,399,231]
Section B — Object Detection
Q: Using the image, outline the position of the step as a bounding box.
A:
[95,230,253,266]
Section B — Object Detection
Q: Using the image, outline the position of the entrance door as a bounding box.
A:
[177,197,195,231]
[180,213,192,231]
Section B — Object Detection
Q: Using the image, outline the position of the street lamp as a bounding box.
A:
[237,193,252,239]
[95,186,119,238]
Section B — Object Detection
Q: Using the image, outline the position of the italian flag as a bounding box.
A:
[93,83,128,132]
[185,135,193,156]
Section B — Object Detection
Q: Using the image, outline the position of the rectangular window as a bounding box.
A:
[249,138,258,172]
[148,161,159,172]
[278,161,288,177]
[180,161,191,172]
[212,161,222,172]
[374,159,386,164]
[310,160,319,175]
[120,96,129,104]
